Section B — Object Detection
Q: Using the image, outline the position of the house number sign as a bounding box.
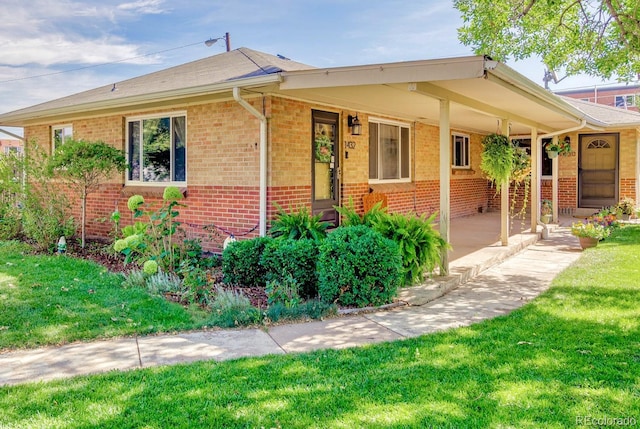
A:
[345,140,356,149]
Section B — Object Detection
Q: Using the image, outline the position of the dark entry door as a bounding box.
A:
[578,133,619,208]
[311,110,339,225]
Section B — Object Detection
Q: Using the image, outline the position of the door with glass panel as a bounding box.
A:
[311,110,339,225]
[578,133,618,208]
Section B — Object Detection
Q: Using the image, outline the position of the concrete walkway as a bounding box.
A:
[0,217,583,386]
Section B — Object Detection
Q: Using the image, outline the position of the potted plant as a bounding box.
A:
[544,138,571,159]
[540,199,552,224]
[616,197,635,220]
[480,134,514,186]
[571,221,611,249]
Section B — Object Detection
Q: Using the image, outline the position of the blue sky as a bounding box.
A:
[0,0,620,138]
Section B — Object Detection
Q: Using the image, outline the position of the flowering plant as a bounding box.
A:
[616,197,636,215]
[571,221,611,240]
[544,138,571,156]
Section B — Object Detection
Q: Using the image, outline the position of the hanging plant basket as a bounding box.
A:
[480,133,514,186]
[480,134,532,218]
[546,150,558,159]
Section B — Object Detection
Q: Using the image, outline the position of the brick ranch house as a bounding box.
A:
[1,48,639,270]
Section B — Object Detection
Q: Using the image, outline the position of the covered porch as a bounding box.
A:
[278,55,604,275]
[400,211,578,305]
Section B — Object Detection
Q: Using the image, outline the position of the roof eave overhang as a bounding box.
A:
[280,55,488,90]
[485,62,609,129]
[0,74,283,126]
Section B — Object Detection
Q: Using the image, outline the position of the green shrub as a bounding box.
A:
[261,238,319,298]
[0,206,21,240]
[222,236,273,286]
[265,274,301,308]
[181,267,212,306]
[209,287,261,328]
[373,212,449,285]
[21,195,76,253]
[0,151,24,240]
[317,225,402,307]
[269,204,329,240]
[19,141,76,252]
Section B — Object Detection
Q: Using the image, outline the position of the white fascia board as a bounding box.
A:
[486,63,609,128]
[280,56,487,90]
[0,74,282,125]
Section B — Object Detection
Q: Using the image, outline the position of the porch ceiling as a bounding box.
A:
[278,56,595,136]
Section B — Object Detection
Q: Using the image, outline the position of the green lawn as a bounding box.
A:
[1,228,639,428]
[0,241,208,350]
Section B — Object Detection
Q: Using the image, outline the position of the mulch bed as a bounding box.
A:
[64,239,269,309]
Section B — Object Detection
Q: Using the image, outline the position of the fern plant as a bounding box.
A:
[269,204,330,240]
[374,212,450,286]
[480,133,514,186]
[335,196,388,227]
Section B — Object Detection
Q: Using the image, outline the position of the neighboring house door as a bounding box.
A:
[578,133,619,208]
[311,110,340,225]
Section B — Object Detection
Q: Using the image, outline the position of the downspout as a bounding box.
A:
[233,87,268,237]
[538,119,588,223]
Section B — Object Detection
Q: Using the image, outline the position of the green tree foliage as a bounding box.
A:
[48,139,126,248]
[454,0,640,80]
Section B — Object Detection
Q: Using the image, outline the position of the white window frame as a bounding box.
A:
[368,117,411,184]
[451,132,470,169]
[4,146,22,155]
[614,94,636,108]
[52,124,73,150]
[125,111,187,186]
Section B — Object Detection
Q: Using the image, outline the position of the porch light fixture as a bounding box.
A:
[205,32,231,51]
[348,114,362,136]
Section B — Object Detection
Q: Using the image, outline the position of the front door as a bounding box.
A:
[311,110,339,225]
[578,133,619,208]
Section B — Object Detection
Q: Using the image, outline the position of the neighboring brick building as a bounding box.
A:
[1,48,639,258]
[556,84,640,112]
[0,139,23,155]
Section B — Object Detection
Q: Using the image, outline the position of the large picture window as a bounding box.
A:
[127,113,186,184]
[369,120,410,182]
[452,133,470,168]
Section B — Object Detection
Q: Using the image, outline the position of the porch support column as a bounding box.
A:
[500,119,510,246]
[530,127,539,232]
[552,135,559,223]
[439,99,450,275]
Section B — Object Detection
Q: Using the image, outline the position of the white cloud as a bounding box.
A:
[116,0,169,14]
[0,0,165,67]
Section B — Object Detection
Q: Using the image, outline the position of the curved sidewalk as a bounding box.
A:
[0,224,582,387]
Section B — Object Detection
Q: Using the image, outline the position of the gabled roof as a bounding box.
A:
[0,48,314,124]
[561,96,640,127]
